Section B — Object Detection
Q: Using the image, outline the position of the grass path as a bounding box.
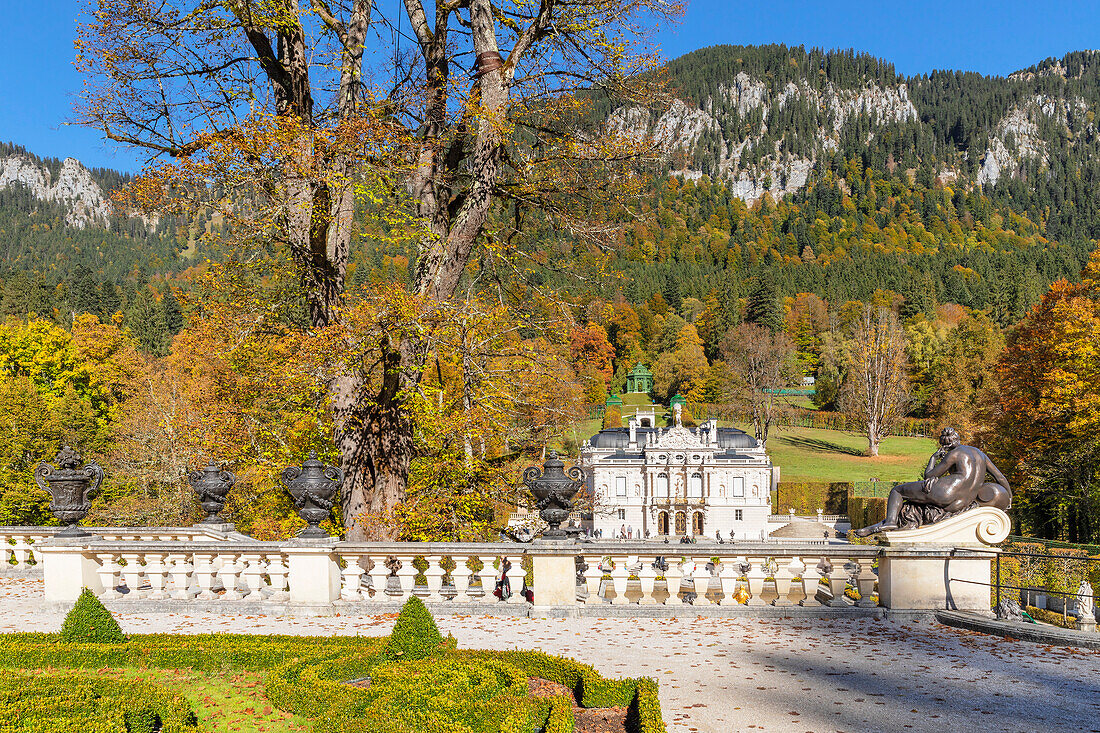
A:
[108,668,311,733]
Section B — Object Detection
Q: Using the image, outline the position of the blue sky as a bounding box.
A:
[1,0,1096,172]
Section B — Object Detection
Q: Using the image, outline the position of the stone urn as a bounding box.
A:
[188,462,236,524]
[522,451,586,540]
[281,452,344,539]
[34,447,103,538]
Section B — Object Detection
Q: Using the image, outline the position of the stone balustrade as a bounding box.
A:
[2,525,250,573]
[85,542,289,602]
[24,527,1000,617]
[568,543,879,607]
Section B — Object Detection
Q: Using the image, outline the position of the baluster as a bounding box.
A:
[11,537,29,568]
[477,556,499,603]
[505,556,527,604]
[366,556,391,601]
[582,556,604,604]
[772,556,796,607]
[451,557,472,603]
[424,555,446,602]
[855,558,878,607]
[193,552,217,600]
[120,552,144,598]
[0,539,9,567]
[97,553,121,599]
[241,552,266,600]
[796,557,821,606]
[340,555,365,601]
[717,557,739,605]
[609,556,630,605]
[145,553,168,600]
[745,556,767,606]
[395,555,418,602]
[167,553,195,600]
[825,556,849,607]
[639,556,658,605]
[218,553,244,600]
[266,554,289,600]
[663,557,685,605]
[689,557,712,606]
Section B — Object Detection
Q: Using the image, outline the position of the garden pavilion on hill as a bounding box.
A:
[624,363,653,394]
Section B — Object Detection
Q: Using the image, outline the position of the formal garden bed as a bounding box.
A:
[0,592,664,732]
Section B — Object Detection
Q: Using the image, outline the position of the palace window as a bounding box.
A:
[617,509,626,520]
[616,476,627,497]
[688,473,703,498]
[656,473,669,498]
[735,509,743,521]
[731,477,745,497]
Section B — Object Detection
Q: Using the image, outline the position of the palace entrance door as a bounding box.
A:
[674,511,686,535]
[692,512,704,536]
[658,512,669,535]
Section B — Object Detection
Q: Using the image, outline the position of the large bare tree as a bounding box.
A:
[719,322,798,448]
[841,307,910,457]
[76,0,676,537]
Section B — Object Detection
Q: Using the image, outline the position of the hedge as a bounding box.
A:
[0,671,197,733]
[60,588,125,644]
[691,405,935,437]
[0,625,665,733]
[772,482,849,515]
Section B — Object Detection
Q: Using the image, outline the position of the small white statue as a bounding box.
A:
[673,402,683,428]
[1076,579,1095,620]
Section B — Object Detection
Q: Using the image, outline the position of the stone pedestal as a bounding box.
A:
[283,541,341,615]
[878,547,993,611]
[38,541,101,603]
[530,542,577,608]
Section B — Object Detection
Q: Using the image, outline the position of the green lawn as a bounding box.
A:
[759,424,934,483]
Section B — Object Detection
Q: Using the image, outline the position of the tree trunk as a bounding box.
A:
[334,339,416,540]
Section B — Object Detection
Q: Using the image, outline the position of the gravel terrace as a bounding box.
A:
[2,576,1098,733]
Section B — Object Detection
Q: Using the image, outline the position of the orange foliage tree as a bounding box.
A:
[997,248,1100,542]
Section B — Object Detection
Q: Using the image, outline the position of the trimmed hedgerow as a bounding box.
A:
[60,588,125,644]
[0,608,663,732]
[0,671,197,733]
[386,596,444,661]
[626,678,666,733]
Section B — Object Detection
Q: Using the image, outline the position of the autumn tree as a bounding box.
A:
[840,307,910,457]
[719,323,797,448]
[928,311,1004,445]
[77,0,680,538]
[651,323,709,404]
[997,248,1100,542]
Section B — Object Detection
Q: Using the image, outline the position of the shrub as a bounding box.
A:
[60,588,125,644]
[385,596,443,661]
[0,672,197,733]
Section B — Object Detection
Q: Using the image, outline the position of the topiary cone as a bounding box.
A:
[385,596,443,661]
[60,587,125,643]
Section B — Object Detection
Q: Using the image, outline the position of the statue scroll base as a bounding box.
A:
[875,506,1011,547]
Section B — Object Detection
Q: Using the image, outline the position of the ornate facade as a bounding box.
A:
[580,410,776,539]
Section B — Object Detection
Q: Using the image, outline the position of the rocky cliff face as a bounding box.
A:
[607,55,1098,204]
[0,154,112,228]
[608,75,922,202]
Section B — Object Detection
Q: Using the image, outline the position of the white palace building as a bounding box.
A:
[580,405,778,540]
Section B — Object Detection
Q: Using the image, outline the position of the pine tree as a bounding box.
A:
[745,272,783,332]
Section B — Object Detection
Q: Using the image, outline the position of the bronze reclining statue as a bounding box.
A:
[853,426,1011,537]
